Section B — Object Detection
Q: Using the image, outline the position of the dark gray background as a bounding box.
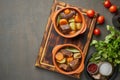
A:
[0,0,120,80]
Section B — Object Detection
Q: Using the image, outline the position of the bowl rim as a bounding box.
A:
[99,62,113,76]
[87,62,99,75]
[52,7,87,38]
[52,44,85,75]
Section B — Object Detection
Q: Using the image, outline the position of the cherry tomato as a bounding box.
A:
[87,9,95,18]
[94,28,101,36]
[109,5,117,13]
[104,0,112,8]
[97,16,105,24]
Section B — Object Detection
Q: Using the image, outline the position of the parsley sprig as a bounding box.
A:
[90,25,120,66]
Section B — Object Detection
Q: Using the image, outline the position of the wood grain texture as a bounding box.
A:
[35,1,98,78]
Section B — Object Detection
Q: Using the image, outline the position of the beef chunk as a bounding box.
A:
[69,59,80,70]
[59,64,72,71]
[60,10,76,19]
[60,49,73,57]
[60,24,71,34]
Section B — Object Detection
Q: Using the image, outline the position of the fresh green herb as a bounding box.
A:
[66,48,80,53]
[57,15,61,26]
[90,25,120,66]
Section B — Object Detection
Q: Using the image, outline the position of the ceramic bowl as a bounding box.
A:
[52,44,85,75]
[52,7,87,38]
[87,62,99,75]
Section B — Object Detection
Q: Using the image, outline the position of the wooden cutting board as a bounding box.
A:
[35,1,98,78]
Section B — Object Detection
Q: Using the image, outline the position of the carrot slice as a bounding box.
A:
[69,31,76,35]
[67,57,73,63]
[55,52,64,61]
[75,15,82,23]
[64,9,70,15]
[59,19,68,25]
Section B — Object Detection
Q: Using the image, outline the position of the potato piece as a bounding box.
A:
[73,53,81,59]
[69,19,75,23]
[76,23,82,30]
[70,22,76,31]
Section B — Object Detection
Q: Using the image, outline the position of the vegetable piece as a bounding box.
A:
[70,22,76,31]
[64,9,70,15]
[66,48,80,53]
[75,15,82,23]
[97,16,105,24]
[55,52,64,61]
[109,5,117,13]
[67,57,73,63]
[59,19,68,25]
[90,25,120,66]
[76,23,82,30]
[69,19,75,23]
[57,58,66,63]
[93,28,101,36]
[87,9,95,18]
[57,16,61,26]
[69,31,76,35]
[103,0,112,8]
[73,53,81,59]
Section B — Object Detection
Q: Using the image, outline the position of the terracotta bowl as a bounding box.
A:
[52,7,87,38]
[52,44,85,75]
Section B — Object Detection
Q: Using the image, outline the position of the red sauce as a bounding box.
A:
[87,63,98,74]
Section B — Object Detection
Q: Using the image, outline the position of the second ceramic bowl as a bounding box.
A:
[52,44,85,75]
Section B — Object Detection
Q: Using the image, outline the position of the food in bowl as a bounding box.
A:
[86,61,114,80]
[57,8,82,34]
[52,44,84,74]
[52,7,86,38]
[87,62,98,75]
[55,47,81,71]
[99,62,113,76]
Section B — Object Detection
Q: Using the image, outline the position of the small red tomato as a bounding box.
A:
[94,28,101,36]
[109,5,117,13]
[97,16,105,24]
[104,0,112,8]
[87,9,95,18]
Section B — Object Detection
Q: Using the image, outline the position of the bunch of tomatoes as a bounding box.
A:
[86,0,118,36]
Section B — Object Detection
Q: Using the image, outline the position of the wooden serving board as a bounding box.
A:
[35,1,98,79]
